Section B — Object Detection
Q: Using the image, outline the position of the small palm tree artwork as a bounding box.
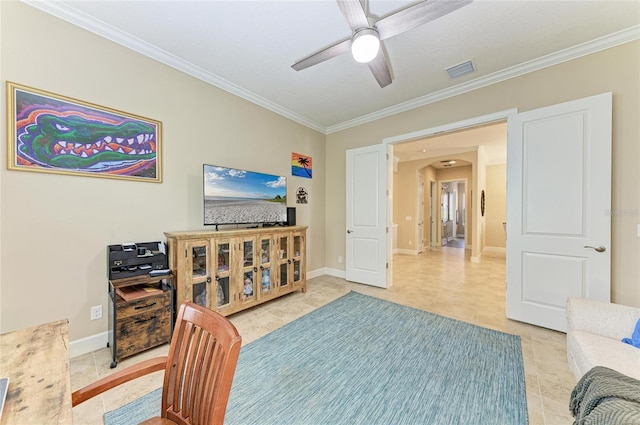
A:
[291,152,312,178]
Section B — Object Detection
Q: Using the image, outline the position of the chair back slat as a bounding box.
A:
[162,302,242,425]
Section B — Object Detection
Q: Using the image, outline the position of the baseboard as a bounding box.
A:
[70,331,108,358]
[323,268,346,279]
[396,248,419,255]
[482,247,506,258]
[470,254,482,263]
[306,267,326,280]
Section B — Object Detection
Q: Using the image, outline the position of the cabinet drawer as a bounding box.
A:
[116,290,170,320]
[116,309,171,359]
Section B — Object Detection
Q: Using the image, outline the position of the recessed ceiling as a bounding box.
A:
[24,0,640,133]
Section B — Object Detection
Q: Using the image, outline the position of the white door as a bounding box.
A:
[506,93,612,332]
[417,173,425,254]
[346,144,389,288]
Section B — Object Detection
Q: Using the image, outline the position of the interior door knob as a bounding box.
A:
[347,230,353,234]
[584,245,606,253]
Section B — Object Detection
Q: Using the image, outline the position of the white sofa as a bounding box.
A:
[566,297,640,381]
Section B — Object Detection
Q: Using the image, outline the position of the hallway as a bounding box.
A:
[442,237,465,248]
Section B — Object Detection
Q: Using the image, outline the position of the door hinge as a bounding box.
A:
[386,153,389,160]
[386,262,389,269]
[386,227,388,233]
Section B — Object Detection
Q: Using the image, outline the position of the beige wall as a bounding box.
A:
[423,166,436,247]
[326,41,640,307]
[393,163,423,251]
[0,3,326,340]
[485,164,507,249]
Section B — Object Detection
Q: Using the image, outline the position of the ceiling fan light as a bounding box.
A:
[351,28,380,63]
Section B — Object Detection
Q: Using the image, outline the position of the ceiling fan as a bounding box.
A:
[291,0,473,88]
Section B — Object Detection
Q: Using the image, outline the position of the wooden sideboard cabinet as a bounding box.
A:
[164,226,306,316]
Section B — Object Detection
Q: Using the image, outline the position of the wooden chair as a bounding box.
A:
[72,301,242,425]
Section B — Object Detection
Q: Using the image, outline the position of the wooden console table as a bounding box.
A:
[0,320,72,424]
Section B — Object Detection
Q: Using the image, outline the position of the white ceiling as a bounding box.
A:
[393,121,507,164]
[26,0,640,138]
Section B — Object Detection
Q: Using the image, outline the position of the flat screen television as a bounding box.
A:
[203,164,287,226]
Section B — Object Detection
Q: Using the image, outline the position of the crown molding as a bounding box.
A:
[326,25,640,134]
[21,0,640,136]
[21,0,326,134]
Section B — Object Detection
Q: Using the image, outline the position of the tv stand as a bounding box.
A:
[164,226,306,316]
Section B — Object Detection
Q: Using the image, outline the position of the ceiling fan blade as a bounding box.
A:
[337,0,369,31]
[375,0,473,41]
[291,38,351,71]
[368,49,392,88]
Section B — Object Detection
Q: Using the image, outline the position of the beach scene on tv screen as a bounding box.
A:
[204,165,287,225]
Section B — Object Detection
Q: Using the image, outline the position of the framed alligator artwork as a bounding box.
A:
[6,81,162,183]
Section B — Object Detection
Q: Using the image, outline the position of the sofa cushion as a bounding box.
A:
[568,330,640,380]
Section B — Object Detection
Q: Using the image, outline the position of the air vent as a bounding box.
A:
[446,60,476,79]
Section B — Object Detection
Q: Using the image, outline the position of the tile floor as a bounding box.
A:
[71,247,576,424]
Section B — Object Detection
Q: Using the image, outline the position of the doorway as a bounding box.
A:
[440,179,466,248]
[389,110,512,262]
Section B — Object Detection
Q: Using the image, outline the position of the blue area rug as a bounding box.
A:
[104,387,160,425]
[105,291,527,425]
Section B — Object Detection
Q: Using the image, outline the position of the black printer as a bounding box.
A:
[107,241,168,280]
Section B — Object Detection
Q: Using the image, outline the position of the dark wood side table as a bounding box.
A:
[108,274,174,368]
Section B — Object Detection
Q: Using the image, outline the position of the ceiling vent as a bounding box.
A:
[446,60,476,79]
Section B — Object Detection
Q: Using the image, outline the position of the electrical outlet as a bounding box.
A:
[90,305,102,321]
[338,256,343,263]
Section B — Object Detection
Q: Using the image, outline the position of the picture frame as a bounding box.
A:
[6,81,162,182]
[291,152,312,179]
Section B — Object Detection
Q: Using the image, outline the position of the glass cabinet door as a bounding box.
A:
[217,241,230,274]
[215,239,232,312]
[240,237,257,304]
[279,235,289,262]
[193,281,207,308]
[278,235,290,288]
[192,245,208,278]
[216,276,230,308]
[293,235,301,258]
[292,233,304,286]
[243,239,254,268]
[279,262,288,288]
[186,241,212,309]
[259,236,272,296]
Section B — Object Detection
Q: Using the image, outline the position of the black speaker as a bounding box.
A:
[286,207,296,226]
